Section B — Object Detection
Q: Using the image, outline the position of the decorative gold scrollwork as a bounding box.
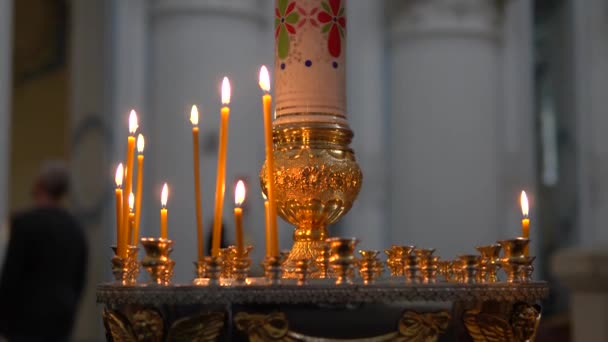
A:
[464,302,541,342]
[398,311,451,342]
[234,312,291,341]
[234,310,451,342]
[103,309,225,342]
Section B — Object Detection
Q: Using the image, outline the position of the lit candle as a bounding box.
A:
[122,110,138,255]
[234,180,246,258]
[211,77,231,257]
[160,183,169,239]
[134,134,145,245]
[520,190,530,256]
[128,192,135,245]
[259,66,279,256]
[263,192,271,258]
[114,164,124,257]
[190,105,204,261]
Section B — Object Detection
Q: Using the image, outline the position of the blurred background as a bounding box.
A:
[0,0,605,340]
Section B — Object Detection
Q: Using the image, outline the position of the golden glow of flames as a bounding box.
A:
[115,164,124,187]
[161,183,169,207]
[190,105,199,126]
[259,65,271,92]
[221,77,231,105]
[235,180,246,207]
[129,192,134,210]
[137,134,145,153]
[520,191,529,217]
[262,192,267,201]
[129,110,139,134]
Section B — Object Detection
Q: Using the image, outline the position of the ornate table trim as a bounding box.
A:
[97,281,548,306]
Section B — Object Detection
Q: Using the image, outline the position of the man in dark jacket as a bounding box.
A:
[0,162,88,341]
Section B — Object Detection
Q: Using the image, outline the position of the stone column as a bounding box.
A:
[70,0,114,339]
[0,0,13,234]
[388,0,511,257]
[145,0,267,280]
[570,0,608,245]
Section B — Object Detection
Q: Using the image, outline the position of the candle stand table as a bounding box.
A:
[97,281,548,341]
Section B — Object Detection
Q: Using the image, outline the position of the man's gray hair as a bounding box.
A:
[37,161,70,200]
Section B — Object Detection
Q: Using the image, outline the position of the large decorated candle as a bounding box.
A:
[274,0,347,126]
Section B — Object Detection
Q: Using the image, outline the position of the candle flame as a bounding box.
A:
[128,110,139,134]
[161,183,169,207]
[235,180,246,207]
[137,134,145,153]
[259,66,271,92]
[221,77,231,105]
[129,192,135,211]
[115,164,124,187]
[190,105,199,126]
[520,191,529,217]
[262,192,267,201]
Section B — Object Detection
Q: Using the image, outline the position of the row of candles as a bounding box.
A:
[112,66,280,261]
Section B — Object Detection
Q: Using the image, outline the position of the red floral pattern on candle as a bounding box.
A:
[318,0,345,58]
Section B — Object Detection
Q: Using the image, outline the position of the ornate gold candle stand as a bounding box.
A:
[140,238,174,286]
[260,123,362,277]
[327,237,359,285]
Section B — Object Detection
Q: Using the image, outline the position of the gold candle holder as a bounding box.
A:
[437,260,450,282]
[194,260,206,280]
[219,247,236,279]
[497,238,529,258]
[476,244,502,283]
[517,256,536,282]
[385,245,414,277]
[414,248,436,284]
[498,238,531,284]
[233,246,253,284]
[327,237,359,285]
[111,255,130,285]
[294,259,312,286]
[260,124,362,277]
[204,255,223,286]
[315,244,332,279]
[140,238,175,286]
[358,250,382,285]
[404,253,420,284]
[111,245,139,285]
[459,255,481,284]
[263,255,285,285]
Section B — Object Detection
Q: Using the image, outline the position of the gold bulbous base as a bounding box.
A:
[260,122,362,277]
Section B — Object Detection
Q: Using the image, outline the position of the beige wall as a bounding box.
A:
[9,69,68,210]
[8,0,68,212]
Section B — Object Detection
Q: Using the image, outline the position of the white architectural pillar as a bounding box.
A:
[570,0,608,246]
[70,0,113,339]
[341,0,388,249]
[0,0,13,233]
[145,0,268,281]
[388,0,509,257]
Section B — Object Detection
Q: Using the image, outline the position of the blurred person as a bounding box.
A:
[0,162,88,341]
